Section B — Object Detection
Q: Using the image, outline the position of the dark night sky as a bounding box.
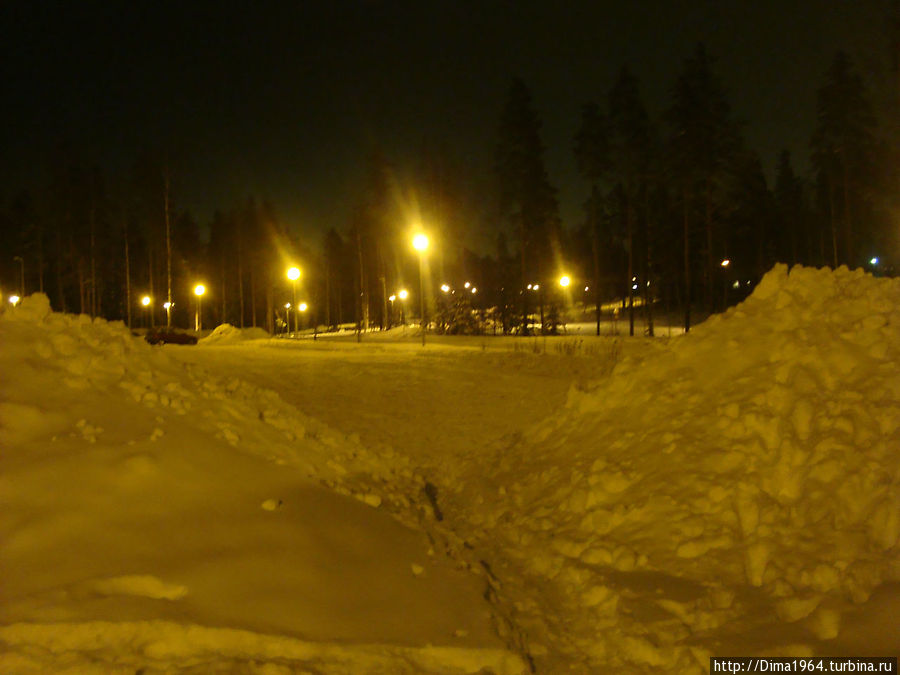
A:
[1,1,893,250]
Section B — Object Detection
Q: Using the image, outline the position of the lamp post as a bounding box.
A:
[13,256,24,297]
[287,266,301,335]
[412,233,429,346]
[194,284,206,332]
[398,289,408,326]
[163,301,173,327]
[141,295,152,329]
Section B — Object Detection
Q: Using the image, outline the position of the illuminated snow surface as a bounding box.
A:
[1,264,898,673]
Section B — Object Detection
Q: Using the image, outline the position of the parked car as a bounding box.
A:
[144,329,198,345]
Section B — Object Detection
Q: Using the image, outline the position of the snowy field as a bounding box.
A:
[2,264,899,673]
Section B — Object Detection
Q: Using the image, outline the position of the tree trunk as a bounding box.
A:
[842,160,853,265]
[250,267,257,327]
[828,176,839,268]
[683,185,691,333]
[148,248,155,328]
[124,220,132,329]
[705,178,714,313]
[626,196,634,337]
[56,220,67,312]
[90,204,97,317]
[591,185,601,337]
[237,236,245,329]
[164,171,172,328]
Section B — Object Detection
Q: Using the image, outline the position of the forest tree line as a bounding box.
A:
[2,45,898,335]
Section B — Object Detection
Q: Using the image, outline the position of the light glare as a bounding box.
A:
[287,267,301,281]
[412,233,429,251]
[194,284,206,297]
[559,275,571,287]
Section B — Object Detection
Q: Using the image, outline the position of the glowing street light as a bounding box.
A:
[411,233,429,346]
[397,289,409,325]
[163,301,173,326]
[286,266,301,334]
[870,257,879,266]
[299,302,308,312]
[9,295,20,306]
[559,275,571,288]
[193,284,206,332]
[441,284,450,293]
[140,295,152,328]
[721,259,731,267]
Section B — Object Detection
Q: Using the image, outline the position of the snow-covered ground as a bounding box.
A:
[2,264,898,673]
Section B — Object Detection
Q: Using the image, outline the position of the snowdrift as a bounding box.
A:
[199,322,270,344]
[0,296,525,674]
[441,265,900,672]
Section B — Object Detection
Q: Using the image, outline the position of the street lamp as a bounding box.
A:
[287,266,301,334]
[163,301,173,326]
[412,233,429,346]
[194,284,206,332]
[9,295,20,306]
[141,295,152,328]
[398,289,408,325]
[721,259,731,268]
[559,275,571,288]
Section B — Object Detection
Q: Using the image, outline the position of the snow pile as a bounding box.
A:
[0,295,525,674]
[199,322,270,344]
[439,265,900,672]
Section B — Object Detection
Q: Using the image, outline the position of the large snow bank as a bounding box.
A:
[0,295,525,674]
[199,322,270,344]
[438,265,900,672]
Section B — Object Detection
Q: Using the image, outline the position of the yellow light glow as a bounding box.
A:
[440,284,450,293]
[194,284,206,297]
[298,302,308,312]
[412,233,429,251]
[471,287,477,294]
[9,295,20,306]
[559,275,571,287]
[141,295,151,306]
[163,301,172,309]
[721,259,730,267]
[398,289,409,300]
[389,294,396,302]
[287,266,301,281]
[533,284,540,291]
[284,303,291,309]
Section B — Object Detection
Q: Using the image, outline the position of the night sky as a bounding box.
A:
[1,1,893,249]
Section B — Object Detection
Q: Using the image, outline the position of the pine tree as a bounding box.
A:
[495,78,560,334]
[811,51,877,267]
[574,101,610,336]
[609,66,652,335]
[666,44,741,328]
